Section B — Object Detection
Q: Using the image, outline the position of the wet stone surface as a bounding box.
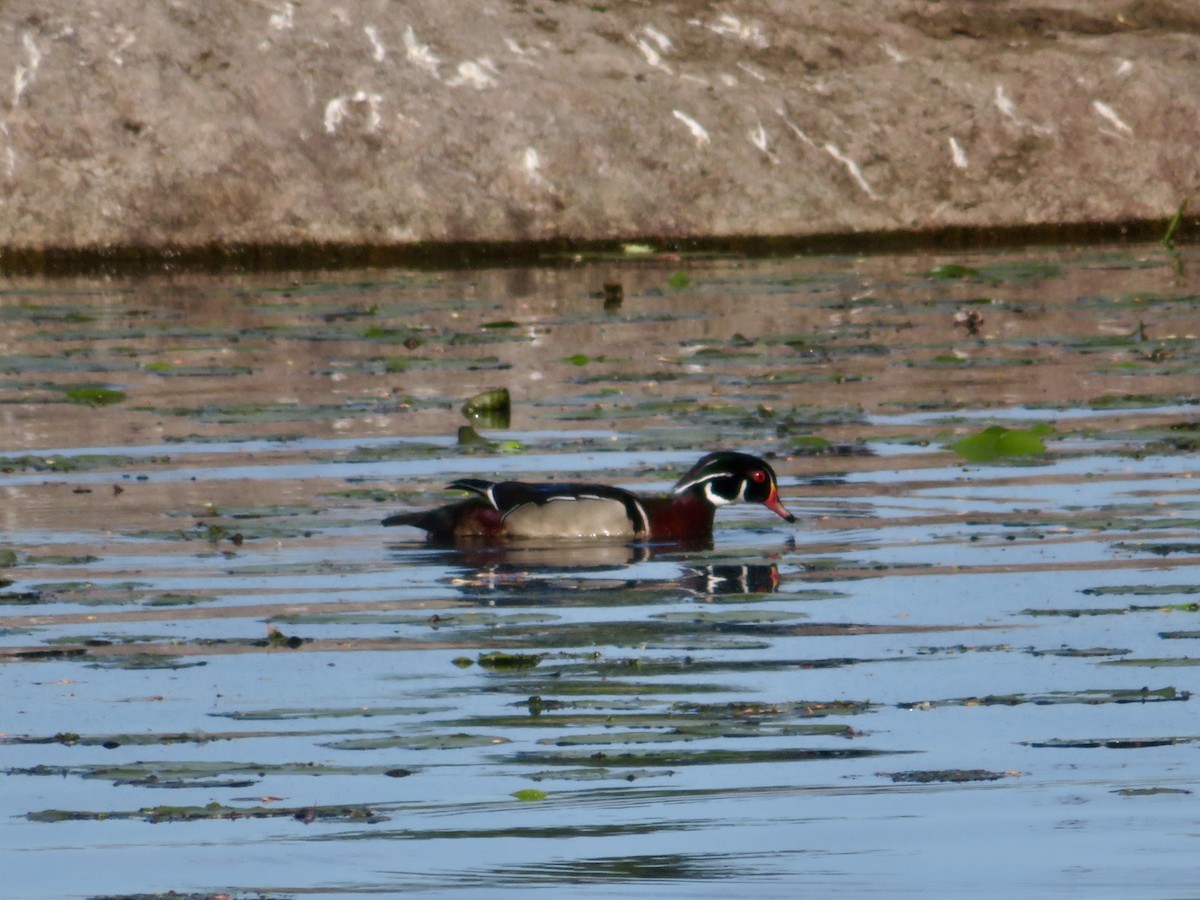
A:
[1,242,1199,897]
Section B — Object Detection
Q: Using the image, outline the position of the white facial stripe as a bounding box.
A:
[672,472,725,495]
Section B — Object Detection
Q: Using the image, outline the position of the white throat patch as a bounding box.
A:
[703,482,735,507]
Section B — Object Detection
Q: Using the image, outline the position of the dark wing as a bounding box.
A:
[382,498,489,538]
[448,478,498,499]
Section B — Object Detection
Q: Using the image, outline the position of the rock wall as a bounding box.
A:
[1,1,1197,261]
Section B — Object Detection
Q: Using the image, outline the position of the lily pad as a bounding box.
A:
[951,424,1052,462]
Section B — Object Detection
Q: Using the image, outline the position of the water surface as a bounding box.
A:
[2,244,1199,898]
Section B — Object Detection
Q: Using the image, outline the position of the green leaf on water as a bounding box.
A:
[512,788,548,802]
[324,733,510,751]
[667,271,691,290]
[1115,786,1193,796]
[886,769,1010,784]
[951,424,1052,462]
[478,651,542,671]
[926,263,982,280]
[622,242,655,255]
[62,385,126,406]
[563,353,591,366]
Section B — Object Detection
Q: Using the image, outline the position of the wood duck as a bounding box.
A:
[383,451,796,543]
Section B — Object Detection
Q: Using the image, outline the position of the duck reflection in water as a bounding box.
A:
[389,537,784,604]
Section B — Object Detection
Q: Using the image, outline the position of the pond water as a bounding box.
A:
[1,243,1198,898]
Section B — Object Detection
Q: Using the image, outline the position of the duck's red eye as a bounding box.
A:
[750,469,767,483]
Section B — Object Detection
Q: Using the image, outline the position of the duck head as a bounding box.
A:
[672,451,796,522]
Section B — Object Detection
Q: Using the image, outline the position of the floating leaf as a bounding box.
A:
[325,733,509,751]
[1115,787,1192,796]
[951,424,1051,462]
[622,242,655,255]
[511,788,548,802]
[478,652,542,671]
[62,385,127,406]
[886,769,1012,784]
[926,263,982,280]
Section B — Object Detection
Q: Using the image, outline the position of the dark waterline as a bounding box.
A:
[0,216,1191,278]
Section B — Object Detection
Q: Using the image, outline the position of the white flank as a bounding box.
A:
[503,498,637,539]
